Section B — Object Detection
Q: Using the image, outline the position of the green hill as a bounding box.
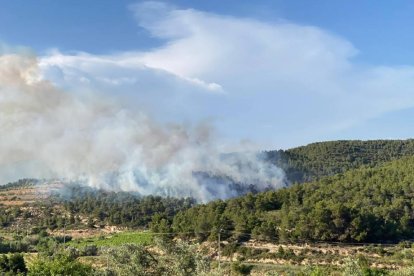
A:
[173,155,414,243]
[265,139,414,183]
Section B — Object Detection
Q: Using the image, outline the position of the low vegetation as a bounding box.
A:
[67,231,153,248]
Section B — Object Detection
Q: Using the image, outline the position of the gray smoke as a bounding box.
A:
[0,52,285,202]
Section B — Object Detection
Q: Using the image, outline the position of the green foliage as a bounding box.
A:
[265,139,414,183]
[36,237,59,256]
[231,261,253,275]
[0,239,30,253]
[150,214,173,242]
[8,253,27,274]
[0,254,8,271]
[80,245,98,256]
[105,240,212,276]
[57,186,196,228]
[105,244,160,276]
[0,184,195,232]
[342,257,389,276]
[302,265,329,276]
[222,242,239,257]
[173,156,414,243]
[28,254,94,276]
[0,253,27,275]
[392,266,414,276]
[67,231,153,248]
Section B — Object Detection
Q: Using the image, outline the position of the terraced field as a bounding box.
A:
[66,231,153,248]
[0,181,63,206]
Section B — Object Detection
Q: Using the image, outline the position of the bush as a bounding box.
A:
[342,257,389,276]
[28,254,93,276]
[0,255,9,272]
[55,235,72,244]
[35,237,59,256]
[222,242,239,257]
[105,241,212,276]
[0,253,27,275]
[81,245,98,256]
[8,253,27,274]
[65,246,80,259]
[304,266,329,276]
[398,241,412,249]
[392,266,414,276]
[231,261,253,275]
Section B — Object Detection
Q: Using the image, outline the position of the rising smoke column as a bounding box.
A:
[0,51,285,202]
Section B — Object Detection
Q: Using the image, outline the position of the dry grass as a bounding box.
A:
[0,182,63,206]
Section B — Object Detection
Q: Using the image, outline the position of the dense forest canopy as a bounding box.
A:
[173,155,414,243]
[265,139,414,183]
[57,186,196,228]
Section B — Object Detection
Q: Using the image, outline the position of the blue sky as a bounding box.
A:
[1,0,414,149]
[2,0,414,65]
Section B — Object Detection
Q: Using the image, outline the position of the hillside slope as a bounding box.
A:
[3,140,414,201]
[173,155,414,243]
[265,139,414,183]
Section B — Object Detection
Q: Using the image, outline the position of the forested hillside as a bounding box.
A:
[172,155,414,243]
[0,183,195,231]
[265,139,414,183]
[3,141,414,274]
[58,186,196,228]
[3,139,414,241]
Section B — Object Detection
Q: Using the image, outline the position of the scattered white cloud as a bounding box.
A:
[37,1,414,148]
[3,1,414,197]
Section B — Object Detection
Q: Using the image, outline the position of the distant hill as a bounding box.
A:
[265,139,414,183]
[3,139,414,243]
[172,155,414,243]
[5,140,414,201]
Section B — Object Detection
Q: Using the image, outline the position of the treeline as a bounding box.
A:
[172,156,414,243]
[265,139,414,183]
[0,178,39,190]
[0,185,195,231]
[4,139,414,240]
[55,186,196,228]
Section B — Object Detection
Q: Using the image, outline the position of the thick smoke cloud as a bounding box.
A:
[0,52,285,201]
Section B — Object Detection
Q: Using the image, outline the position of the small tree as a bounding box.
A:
[105,244,162,276]
[105,241,212,276]
[231,262,253,275]
[150,214,173,242]
[8,253,27,274]
[0,254,9,272]
[0,253,27,275]
[28,254,93,276]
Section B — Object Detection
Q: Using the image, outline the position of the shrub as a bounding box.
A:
[81,245,98,256]
[0,253,27,275]
[231,262,253,275]
[28,254,93,276]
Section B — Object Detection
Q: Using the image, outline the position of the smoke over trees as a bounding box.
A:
[0,51,284,201]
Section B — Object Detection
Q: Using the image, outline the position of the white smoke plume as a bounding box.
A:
[0,51,285,202]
